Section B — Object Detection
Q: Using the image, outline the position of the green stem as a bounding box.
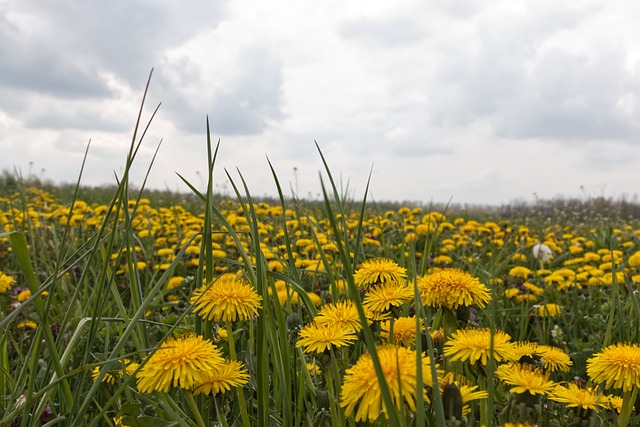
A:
[479,376,489,427]
[213,396,230,427]
[619,388,637,427]
[185,391,207,427]
[226,321,251,427]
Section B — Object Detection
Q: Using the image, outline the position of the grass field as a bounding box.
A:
[2,95,640,426]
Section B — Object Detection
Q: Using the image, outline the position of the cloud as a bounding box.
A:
[422,1,640,142]
[158,48,286,135]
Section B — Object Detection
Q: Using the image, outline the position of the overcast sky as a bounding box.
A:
[1,0,639,206]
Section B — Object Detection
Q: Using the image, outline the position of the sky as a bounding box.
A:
[1,0,639,206]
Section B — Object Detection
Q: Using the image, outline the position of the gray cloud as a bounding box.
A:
[339,15,426,47]
[158,47,285,135]
[0,0,227,107]
[425,2,640,142]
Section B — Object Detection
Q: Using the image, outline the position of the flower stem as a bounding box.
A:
[619,388,637,427]
[226,321,251,427]
[185,391,207,427]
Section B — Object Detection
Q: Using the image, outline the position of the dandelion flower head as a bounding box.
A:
[380,316,424,347]
[137,334,225,393]
[444,328,516,365]
[549,382,606,411]
[190,273,262,322]
[417,268,491,309]
[353,258,406,290]
[496,363,556,396]
[340,345,439,422]
[587,342,640,391]
[363,281,414,314]
[295,322,357,353]
[193,359,250,396]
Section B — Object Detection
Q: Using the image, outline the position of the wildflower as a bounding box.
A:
[190,274,262,322]
[306,362,322,376]
[314,300,364,333]
[512,253,527,263]
[549,382,606,410]
[417,268,491,309]
[353,258,406,290]
[363,281,414,313]
[533,303,561,318]
[340,345,438,422]
[512,341,539,362]
[0,272,14,293]
[113,416,131,427]
[166,276,185,289]
[92,366,117,384]
[137,334,225,393]
[629,251,640,268]
[532,243,553,261]
[296,322,357,353]
[16,290,31,302]
[444,328,517,365]
[587,343,640,391]
[509,266,532,279]
[193,359,250,396]
[16,320,37,330]
[538,345,573,372]
[606,395,625,413]
[496,363,555,396]
[380,316,424,347]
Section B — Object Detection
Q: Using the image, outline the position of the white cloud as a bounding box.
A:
[1,0,639,205]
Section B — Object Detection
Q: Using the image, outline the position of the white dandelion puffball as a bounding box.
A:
[532,243,552,262]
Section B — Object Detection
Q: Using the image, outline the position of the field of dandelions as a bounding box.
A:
[3,90,640,427]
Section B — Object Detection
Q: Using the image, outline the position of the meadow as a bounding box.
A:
[2,93,640,427]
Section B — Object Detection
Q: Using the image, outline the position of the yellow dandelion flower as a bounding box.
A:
[458,383,488,415]
[0,272,14,293]
[587,343,640,391]
[512,341,539,362]
[17,289,31,302]
[136,334,225,393]
[380,316,424,347]
[353,258,407,290]
[92,366,117,385]
[606,395,626,413]
[16,320,38,330]
[508,266,532,279]
[550,383,606,411]
[537,345,573,372]
[306,362,322,376]
[533,303,561,318]
[340,345,439,422]
[113,416,131,427]
[417,268,491,309]
[523,282,544,296]
[444,328,517,365]
[193,359,250,396]
[190,274,262,322]
[505,288,520,299]
[315,300,365,333]
[500,423,537,427]
[295,322,357,353]
[166,276,185,289]
[363,281,414,313]
[629,251,640,268]
[496,363,556,396]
